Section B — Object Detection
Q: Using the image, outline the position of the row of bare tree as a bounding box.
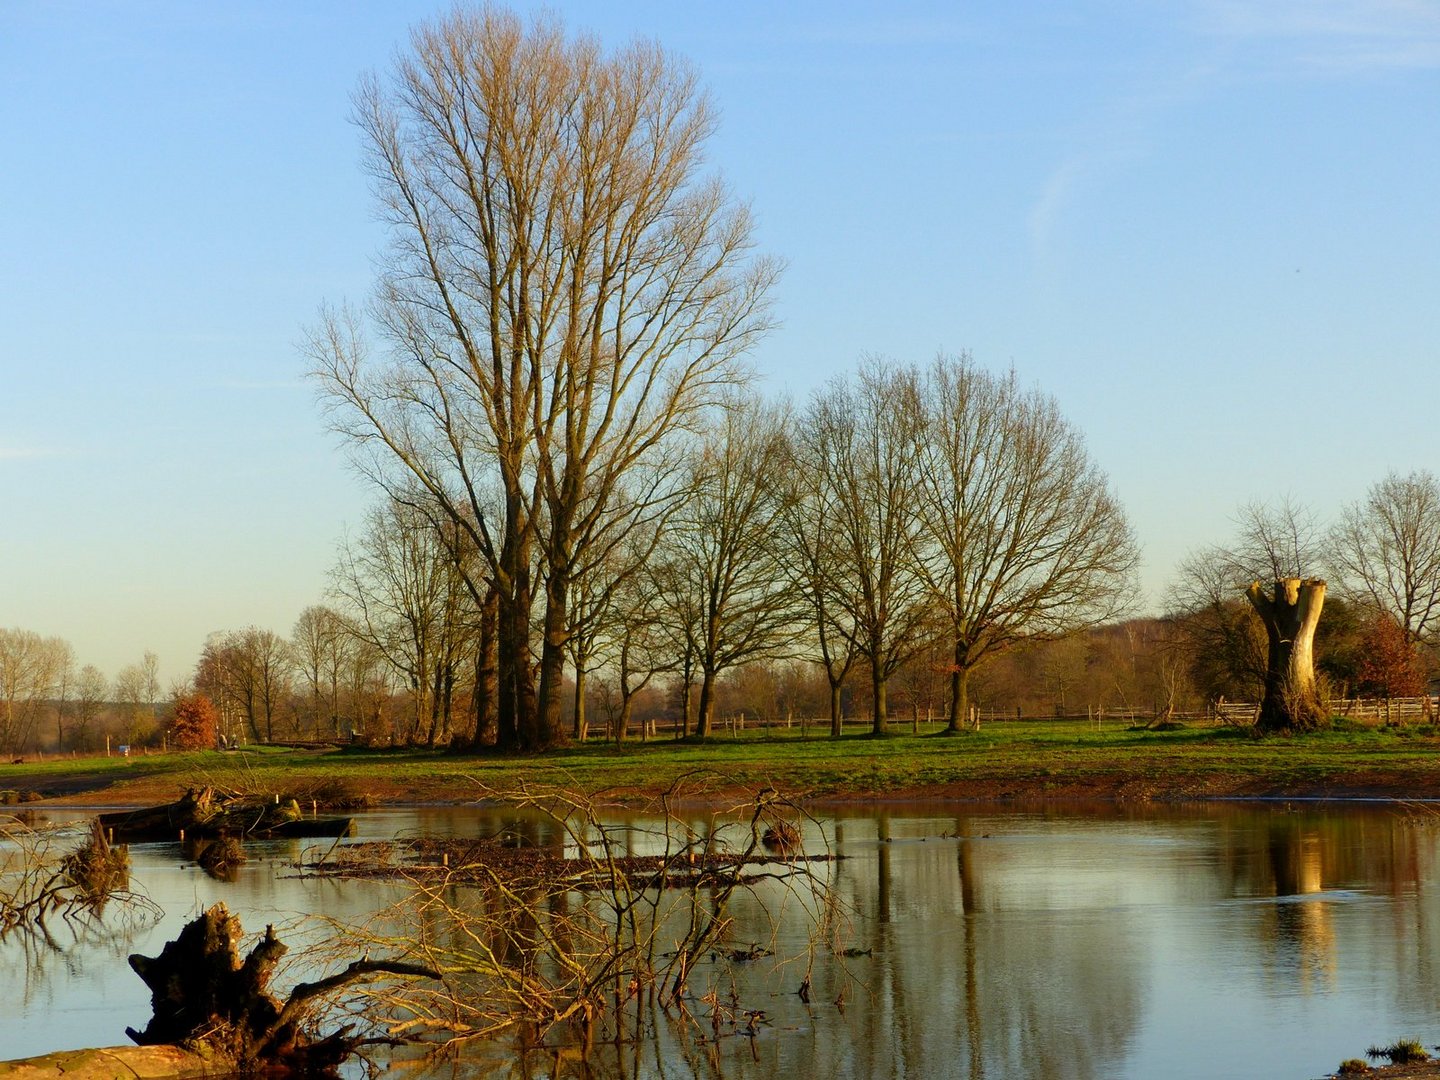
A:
[0,632,160,754]
[299,7,1140,751]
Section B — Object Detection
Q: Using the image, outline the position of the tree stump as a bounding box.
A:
[126,904,438,1074]
[1245,578,1328,732]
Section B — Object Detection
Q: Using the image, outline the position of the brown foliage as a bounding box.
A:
[167,693,218,749]
[1356,613,1429,699]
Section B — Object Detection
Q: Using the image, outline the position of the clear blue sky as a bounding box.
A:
[3,1,1438,685]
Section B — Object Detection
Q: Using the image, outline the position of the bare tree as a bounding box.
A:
[600,536,678,741]
[196,629,293,743]
[140,651,161,715]
[651,398,802,738]
[780,429,858,737]
[0,629,65,754]
[72,664,110,752]
[1331,470,1440,647]
[309,7,777,751]
[912,355,1138,733]
[113,659,154,745]
[1168,498,1324,705]
[332,497,477,746]
[564,479,678,742]
[800,362,931,733]
[50,640,76,751]
[292,605,351,738]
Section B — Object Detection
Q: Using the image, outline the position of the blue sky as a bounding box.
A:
[3,1,1438,684]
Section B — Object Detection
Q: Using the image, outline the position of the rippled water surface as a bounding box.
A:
[4,802,1438,1079]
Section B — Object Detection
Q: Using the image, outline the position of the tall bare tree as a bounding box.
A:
[912,355,1138,733]
[1331,470,1440,647]
[49,639,76,751]
[309,7,777,751]
[780,429,859,737]
[292,605,351,738]
[651,397,802,738]
[597,540,674,742]
[72,663,109,752]
[196,629,293,743]
[800,362,932,733]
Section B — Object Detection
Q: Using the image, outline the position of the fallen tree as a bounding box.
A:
[98,786,355,844]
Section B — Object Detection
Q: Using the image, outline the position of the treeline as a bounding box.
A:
[177,473,1440,750]
[0,631,163,754]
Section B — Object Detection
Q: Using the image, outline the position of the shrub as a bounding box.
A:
[169,693,219,750]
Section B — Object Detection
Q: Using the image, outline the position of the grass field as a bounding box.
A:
[6,717,1440,808]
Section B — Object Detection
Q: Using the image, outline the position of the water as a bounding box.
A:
[4,802,1438,1079]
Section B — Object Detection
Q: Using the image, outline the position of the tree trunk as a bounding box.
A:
[1246,578,1328,732]
[946,643,969,734]
[618,696,634,744]
[696,669,717,738]
[829,682,843,737]
[471,586,499,748]
[677,650,694,739]
[871,668,887,735]
[615,642,632,744]
[573,660,588,742]
[536,573,570,751]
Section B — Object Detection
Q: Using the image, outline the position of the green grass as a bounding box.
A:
[8,718,1440,806]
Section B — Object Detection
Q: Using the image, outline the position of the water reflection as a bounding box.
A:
[4,804,1440,1079]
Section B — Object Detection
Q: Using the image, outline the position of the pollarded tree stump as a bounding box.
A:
[1245,578,1328,732]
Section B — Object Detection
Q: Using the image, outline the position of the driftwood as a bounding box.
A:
[126,903,438,1074]
[98,787,354,844]
[0,1045,218,1079]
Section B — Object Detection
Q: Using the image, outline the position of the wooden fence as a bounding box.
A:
[973,697,1440,729]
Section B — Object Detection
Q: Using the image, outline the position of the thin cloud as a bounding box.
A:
[789,16,979,47]
[1027,0,1438,261]
[0,446,62,461]
[213,378,305,391]
[1192,0,1440,73]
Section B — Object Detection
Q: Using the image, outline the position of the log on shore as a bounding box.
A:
[0,1045,223,1079]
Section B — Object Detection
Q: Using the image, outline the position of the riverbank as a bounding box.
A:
[5,719,1440,809]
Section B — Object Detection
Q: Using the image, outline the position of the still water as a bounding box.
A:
[3,802,1439,1079]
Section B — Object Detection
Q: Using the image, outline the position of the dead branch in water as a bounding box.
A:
[302,777,845,1064]
[1,815,158,943]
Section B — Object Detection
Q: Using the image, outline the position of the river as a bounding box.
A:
[3,802,1437,1078]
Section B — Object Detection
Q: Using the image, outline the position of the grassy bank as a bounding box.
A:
[5,717,1440,808]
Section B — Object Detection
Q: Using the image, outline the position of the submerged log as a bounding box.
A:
[98,787,354,844]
